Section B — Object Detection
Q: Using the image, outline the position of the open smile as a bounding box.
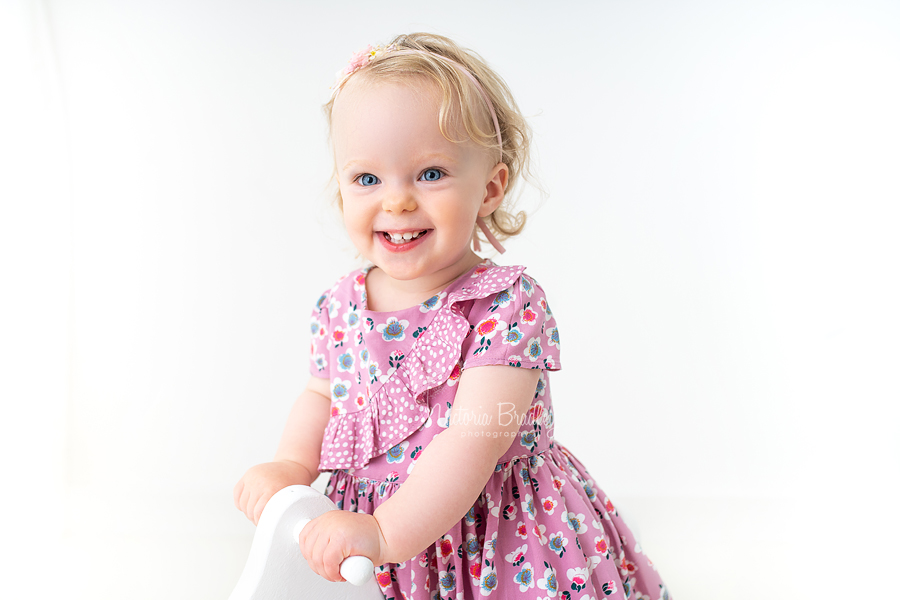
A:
[377,229,432,252]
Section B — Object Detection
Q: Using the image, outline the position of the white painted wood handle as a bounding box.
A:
[293,519,375,586]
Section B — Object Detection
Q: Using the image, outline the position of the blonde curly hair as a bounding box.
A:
[324,33,535,246]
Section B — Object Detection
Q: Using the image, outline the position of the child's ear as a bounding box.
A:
[479,162,509,217]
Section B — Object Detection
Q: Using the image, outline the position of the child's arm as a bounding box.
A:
[298,365,540,580]
[234,375,331,524]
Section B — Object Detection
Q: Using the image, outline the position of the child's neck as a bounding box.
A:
[365,254,485,312]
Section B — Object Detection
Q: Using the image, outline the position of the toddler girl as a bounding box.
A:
[234,32,671,600]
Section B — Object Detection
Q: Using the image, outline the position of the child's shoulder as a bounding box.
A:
[311,266,370,316]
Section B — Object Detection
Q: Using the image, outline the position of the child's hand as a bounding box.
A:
[298,510,389,582]
[233,460,313,525]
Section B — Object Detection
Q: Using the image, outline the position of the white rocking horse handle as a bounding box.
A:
[293,519,375,586]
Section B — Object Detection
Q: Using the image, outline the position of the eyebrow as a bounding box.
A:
[340,152,459,173]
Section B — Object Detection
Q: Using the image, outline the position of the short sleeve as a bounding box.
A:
[460,273,561,371]
[309,288,333,377]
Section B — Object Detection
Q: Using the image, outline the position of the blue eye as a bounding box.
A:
[358,174,380,186]
[420,168,443,182]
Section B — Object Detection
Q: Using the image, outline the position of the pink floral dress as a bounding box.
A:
[309,260,670,600]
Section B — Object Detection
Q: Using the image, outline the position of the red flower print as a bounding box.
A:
[516,522,528,539]
[477,318,498,336]
[595,536,608,554]
[470,563,481,579]
[619,558,637,576]
[521,307,538,324]
[553,476,566,492]
[604,498,615,513]
[376,570,392,589]
[440,538,454,558]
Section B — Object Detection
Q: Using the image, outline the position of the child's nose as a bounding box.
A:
[381,188,417,214]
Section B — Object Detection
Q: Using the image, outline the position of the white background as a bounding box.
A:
[1,0,898,598]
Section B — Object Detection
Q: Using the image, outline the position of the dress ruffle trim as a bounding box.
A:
[319,263,527,470]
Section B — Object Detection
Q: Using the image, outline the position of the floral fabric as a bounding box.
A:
[309,260,670,600]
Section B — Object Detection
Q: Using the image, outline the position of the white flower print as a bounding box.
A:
[504,544,528,565]
[531,522,548,546]
[419,291,446,312]
[521,494,536,521]
[327,297,341,318]
[485,493,501,518]
[546,326,560,348]
[537,565,559,597]
[336,350,354,372]
[376,316,409,342]
[562,510,588,534]
[343,305,362,330]
[501,323,524,346]
[520,275,534,297]
[515,521,528,540]
[331,377,351,402]
[539,496,558,515]
[491,287,516,311]
[330,325,348,348]
[525,336,543,361]
[513,561,536,592]
[473,314,506,342]
[519,303,539,326]
[538,296,553,318]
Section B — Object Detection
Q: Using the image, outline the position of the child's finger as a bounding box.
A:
[239,486,254,522]
[232,480,243,510]
[251,492,269,525]
[322,542,348,582]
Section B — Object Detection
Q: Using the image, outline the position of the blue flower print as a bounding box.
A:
[343,303,361,329]
[583,480,598,502]
[480,569,498,595]
[534,376,546,398]
[562,510,588,534]
[376,317,409,342]
[521,494,536,520]
[419,291,445,313]
[514,562,535,592]
[312,353,327,372]
[548,531,567,558]
[489,287,516,312]
[310,319,323,337]
[520,276,534,297]
[525,336,543,361]
[537,563,558,596]
[439,569,456,594]
[336,351,354,372]
[315,294,328,311]
[359,347,369,365]
[385,441,408,464]
[367,361,381,384]
[463,533,480,560]
[501,323,524,347]
[331,377,351,402]
[547,326,560,348]
[327,297,341,318]
[520,430,537,452]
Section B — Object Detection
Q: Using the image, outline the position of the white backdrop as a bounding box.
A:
[1,0,898,598]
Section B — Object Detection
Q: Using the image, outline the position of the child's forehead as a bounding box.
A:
[333,74,440,117]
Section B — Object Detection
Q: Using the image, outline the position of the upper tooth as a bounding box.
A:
[402,232,414,240]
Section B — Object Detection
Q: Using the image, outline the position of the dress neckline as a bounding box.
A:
[360,259,493,313]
